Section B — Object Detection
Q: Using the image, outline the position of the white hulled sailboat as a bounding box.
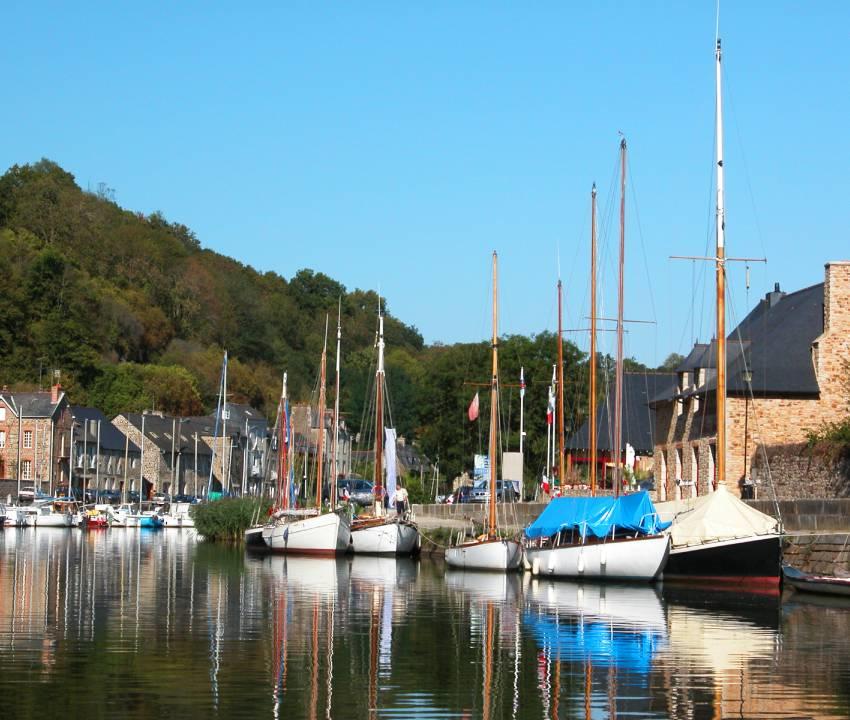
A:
[351,304,419,555]
[445,252,522,571]
[263,321,351,555]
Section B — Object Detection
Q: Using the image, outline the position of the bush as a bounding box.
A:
[190,497,271,542]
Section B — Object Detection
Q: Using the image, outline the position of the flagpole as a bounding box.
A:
[519,366,525,502]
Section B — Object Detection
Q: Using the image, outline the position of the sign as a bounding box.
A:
[473,454,490,482]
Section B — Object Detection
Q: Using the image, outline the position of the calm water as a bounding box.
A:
[1,530,849,720]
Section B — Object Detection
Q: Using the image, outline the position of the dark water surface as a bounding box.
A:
[1,529,849,719]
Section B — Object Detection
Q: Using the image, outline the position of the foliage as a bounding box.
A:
[190,497,271,542]
[806,420,850,449]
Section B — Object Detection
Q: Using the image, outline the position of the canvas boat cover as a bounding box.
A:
[657,485,779,549]
[524,491,671,540]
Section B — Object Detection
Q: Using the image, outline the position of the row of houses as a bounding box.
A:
[0,384,431,501]
[567,261,850,500]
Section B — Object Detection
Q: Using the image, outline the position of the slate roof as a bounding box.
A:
[651,282,824,404]
[123,413,213,456]
[0,390,67,418]
[568,373,678,455]
[71,406,140,453]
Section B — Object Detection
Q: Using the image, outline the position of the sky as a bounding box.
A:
[3,2,849,368]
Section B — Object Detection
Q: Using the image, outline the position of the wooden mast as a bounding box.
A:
[488,251,499,539]
[332,299,341,505]
[613,138,626,498]
[715,38,727,490]
[374,303,386,516]
[589,183,598,494]
[315,319,328,511]
[279,373,289,509]
[557,279,565,492]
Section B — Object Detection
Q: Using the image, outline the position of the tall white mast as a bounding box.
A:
[374,300,386,516]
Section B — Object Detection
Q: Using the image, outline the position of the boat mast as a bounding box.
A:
[315,319,328,511]
[589,183,598,495]
[557,280,565,492]
[613,138,626,498]
[332,298,342,505]
[715,38,727,490]
[488,251,499,538]
[374,302,385,517]
[279,372,288,509]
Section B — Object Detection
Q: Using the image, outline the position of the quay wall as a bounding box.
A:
[783,534,850,576]
[751,443,850,500]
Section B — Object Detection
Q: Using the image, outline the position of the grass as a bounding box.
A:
[190,497,271,542]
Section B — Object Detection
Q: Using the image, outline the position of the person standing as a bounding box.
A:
[394,483,409,517]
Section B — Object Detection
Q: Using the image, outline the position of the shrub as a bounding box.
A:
[190,497,271,542]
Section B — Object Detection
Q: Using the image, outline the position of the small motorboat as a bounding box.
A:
[783,565,850,597]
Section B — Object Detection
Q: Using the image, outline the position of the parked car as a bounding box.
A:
[448,485,475,504]
[337,477,375,507]
[17,486,35,501]
[471,480,518,503]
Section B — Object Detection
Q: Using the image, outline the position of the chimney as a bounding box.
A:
[765,282,785,308]
[824,261,850,333]
[51,383,62,403]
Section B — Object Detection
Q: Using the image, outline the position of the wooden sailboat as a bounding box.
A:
[523,145,670,581]
[351,304,420,555]
[446,252,522,571]
[263,321,352,555]
[659,37,781,585]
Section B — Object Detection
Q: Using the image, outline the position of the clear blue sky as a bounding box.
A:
[3,2,849,367]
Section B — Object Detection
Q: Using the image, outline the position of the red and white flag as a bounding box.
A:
[467,392,479,422]
[546,386,555,425]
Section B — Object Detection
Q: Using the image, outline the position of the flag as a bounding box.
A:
[520,367,526,400]
[467,392,479,422]
[541,477,550,495]
[546,386,555,426]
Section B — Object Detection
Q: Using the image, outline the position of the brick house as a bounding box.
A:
[651,261,850,500]
[0,384,72,498]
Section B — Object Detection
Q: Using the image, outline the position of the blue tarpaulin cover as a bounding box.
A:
[524,491,671,540]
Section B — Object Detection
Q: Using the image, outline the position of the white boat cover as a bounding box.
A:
[657,485,779,549]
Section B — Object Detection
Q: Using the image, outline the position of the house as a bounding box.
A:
[567,373,677,490]
[185,403,270,495]
[650,261,850,499]
[0,384,72,498]
[68,406,140,497]
[112,412,214,498]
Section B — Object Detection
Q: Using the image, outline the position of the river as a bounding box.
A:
[1,529,848,719]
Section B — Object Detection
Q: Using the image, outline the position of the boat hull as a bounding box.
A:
[783,565,850,597]
[262,511,351,556]
[26,513,74,528]
[350,519,419,555]
[525,534,670,581]
[162,514,195,528]
[445,538,522,571]
[663,534,781,586]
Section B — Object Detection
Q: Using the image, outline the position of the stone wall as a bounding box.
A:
[750,442,850,500]
[783,534,850,576]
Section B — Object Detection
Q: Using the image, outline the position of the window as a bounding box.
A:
[0,406,5,421]
[22,460,32,480]
[23,430,33,449]
[0,431,5,449]
[659,452,667,501]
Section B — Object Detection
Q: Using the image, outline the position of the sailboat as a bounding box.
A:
[351,305,420,555]
[523,143,671,581]
[263,320,352,555]
[445,252,522,571]
[658,37,781,586]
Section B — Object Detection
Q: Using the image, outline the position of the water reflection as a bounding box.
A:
[2,530,850,719]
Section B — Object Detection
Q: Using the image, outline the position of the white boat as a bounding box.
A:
[351,516,419,555]
[445,253,521,572]
[25,500,76,527]
[350,307,421,556]
[108,504,163,528]
[161,502,196,528]
[263,508,351,556]
[2,504,27,527]
[523,492,671,581]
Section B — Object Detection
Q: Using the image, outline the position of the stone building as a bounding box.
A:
[0,384,72,498]
[651,261,850,500]
[112,412,213,498]
[69,406,140,496]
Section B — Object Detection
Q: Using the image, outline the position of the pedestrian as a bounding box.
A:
[394,483,409,517]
